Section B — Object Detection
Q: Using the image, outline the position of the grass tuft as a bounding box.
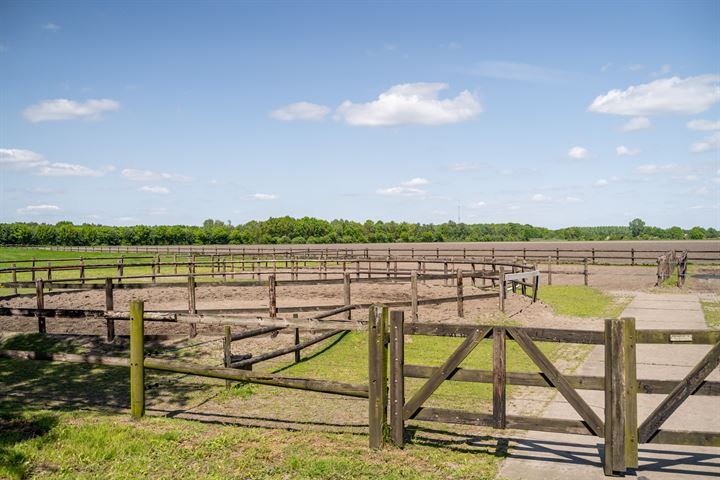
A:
[538,285,630,317]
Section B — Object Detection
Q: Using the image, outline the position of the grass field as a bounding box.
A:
[701,298,720,329]
[0,320,587,479]
[537,285,630,318]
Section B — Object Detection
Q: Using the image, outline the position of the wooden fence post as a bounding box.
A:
[498,267,505,313]
[105,278,115,342]
[411,271,419,321]
[187,274,197,338]
[456,270,464,318]
[293,313,301,363]
[79,257,85,285]
[31,258,36,282]
[623,317,638,469]
[174,253,178,275]
[12,263,17,295]
[46,263,52,291]
[493,327,506,429]
[547,256,552,285]
[368,305,388,449]
[631,248,635,266]
[269,274,277,318]
[343,273,352,320]
[584,258,589,286]
[36,279,45,334]
[604,317,627,476]
[117,258,124,284]
[223,325,232,390]
[443,262,448,286]
[389,310,405,447]
[130,300,145,419]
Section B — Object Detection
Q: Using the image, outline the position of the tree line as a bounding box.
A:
[0,217,717,246]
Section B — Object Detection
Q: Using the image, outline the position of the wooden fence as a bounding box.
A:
[1,303,718,476]
[656,250,688,287]
[19,244,720,264]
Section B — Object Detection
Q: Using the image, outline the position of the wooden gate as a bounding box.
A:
[377,311,720,476]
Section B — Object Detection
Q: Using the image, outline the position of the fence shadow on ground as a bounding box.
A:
[409,425,720,478]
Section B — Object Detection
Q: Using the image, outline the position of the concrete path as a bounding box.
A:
[498,293,720,479]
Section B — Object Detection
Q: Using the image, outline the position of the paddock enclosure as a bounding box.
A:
[1,243,719,477]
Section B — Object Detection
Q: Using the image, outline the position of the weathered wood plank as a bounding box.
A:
[404,327,490,421]
[638,340,720,444]
[508,327,604,436]
[389,311,405,447]
[493,327,506,429]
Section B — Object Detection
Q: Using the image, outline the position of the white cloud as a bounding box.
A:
[42,22,60,31]
[468,201,486,208]
[401,177,430,186]
[250,193,277,200]
[23,98,120,122]
[0,149,48,169]
[376,186,425,196]
[616,145,640,156]
[567,146,589,159]
[139,185,170,194]
[636,163,679,174]
[465,61,567,82]
[531,193,548,202]
[600,63,612,73]
[270,102,330,121]
[336,83,482,126]
[562,196,582,203]
[588,75,720,116]
[121,168,192,182]
[0,149,111,176]
[621,116,651,132]
[690,132,720,153]
[687,119,720,131]
[595,179,608,186]
[37,162,108,177]
[17,204,61,215]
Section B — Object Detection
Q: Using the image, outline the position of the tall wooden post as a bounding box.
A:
[623,317,638,469]
[130,300,145,419]
[117,258,124,284]
[368,305,388,449]
[456,270,464,318]
[547,256,553,285]
[604,318,627,476]
[79,257,85,285]
[105,278,115,341]
[31,258,36,281]
[343,273,352,320]
[12,263,16,295]
[443,262,448,286]
[223,325,232,390]
[36,279,46,333]
[187,274,197,338]
[411,271,419,321]
[269,274,277,318]
[498,267,506,312]
[493,327,507,429]
[631,248,635,266]
[389,310,405,447]
[174,253,178,275]
[583,258,589,286]
[293,313,301,363]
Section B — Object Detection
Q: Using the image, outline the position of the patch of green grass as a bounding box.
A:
[216,382,259,401]
[538,285,630,317]
[701,299,720,329]
[275,331,565,410]
[0,406,500,479]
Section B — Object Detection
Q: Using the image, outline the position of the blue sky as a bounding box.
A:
[1,1,719,229]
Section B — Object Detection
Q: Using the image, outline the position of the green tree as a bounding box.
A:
[629,218,646,237]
